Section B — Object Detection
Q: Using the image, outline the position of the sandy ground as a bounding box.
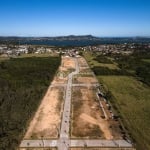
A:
[80,113,113,140]
[72,87,106,138]
[72,86,122,139]
[75,76,97,84]
[77,57,89,67]
[79,68,93,74]
[63,57,76,68]
[52,57,76,84]
[60,56,76,71]
[24,87,63,139]
[71,57,122,140]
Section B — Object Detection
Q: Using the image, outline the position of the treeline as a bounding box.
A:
[0,56,61,150]
[93,55,113,64]
[113,51,150,85]
[92,49,150,86]
[92,66,130,76]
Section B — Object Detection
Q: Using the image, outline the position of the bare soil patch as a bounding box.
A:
[75,76,97,84]
[52,57,76,84]
[71,87,105,139]
[77,57,89,67]
[71,87,122,140]
[79,113,113,139]
[62,57,76,70]
[24,87,64,139]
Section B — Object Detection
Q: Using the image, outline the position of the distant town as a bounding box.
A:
[0,42,150,58]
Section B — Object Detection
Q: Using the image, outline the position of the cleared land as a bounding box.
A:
[71,87,104,138]
[73,76,97,84]
[71,57,123,140]
[78,57,89,67]
[61,56,76,71]
[24,87,64,139]
[71,86,122,139]
[52,57,76,85]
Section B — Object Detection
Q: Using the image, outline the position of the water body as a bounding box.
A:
[20,40,102,46]
[20,39,150,46]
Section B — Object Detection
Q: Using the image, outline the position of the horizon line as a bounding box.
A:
[0,35,150,38]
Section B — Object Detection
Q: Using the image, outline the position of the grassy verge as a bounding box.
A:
[0,56,61,150]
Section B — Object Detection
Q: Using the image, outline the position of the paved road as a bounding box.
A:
[72,83,99,87]
[50,83,67,87]
[20,139,57,147]
[20,139,132,148]
[71,139,132,147]
[19,57,134,150]
[58,58,79,150]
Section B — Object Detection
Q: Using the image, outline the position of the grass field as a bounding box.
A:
[84,52,150,150]
[98,76,150,150]
[18,53,58,58]
[142,59,150,63]
[84,52,118,70]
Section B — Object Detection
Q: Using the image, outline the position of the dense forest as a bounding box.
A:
[0,56,61,150]
[92,50,150,86]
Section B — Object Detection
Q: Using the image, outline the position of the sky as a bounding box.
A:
[0,0,150,37]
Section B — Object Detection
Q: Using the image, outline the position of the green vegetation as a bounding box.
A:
[18,53,57,58]
[142,59,150,63]
[113,54,150,85]
[98,76,150,149]
[84,51,150,150]
[0,56,61,150]
[93,54,113,64]
[84,52,118,69]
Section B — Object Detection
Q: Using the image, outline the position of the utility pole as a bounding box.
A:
[41,135,44,150]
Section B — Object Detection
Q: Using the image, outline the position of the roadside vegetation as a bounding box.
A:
[0,56,61,150]
[84,50,150,150]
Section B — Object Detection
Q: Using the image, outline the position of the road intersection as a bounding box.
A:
[20,57,134,150]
